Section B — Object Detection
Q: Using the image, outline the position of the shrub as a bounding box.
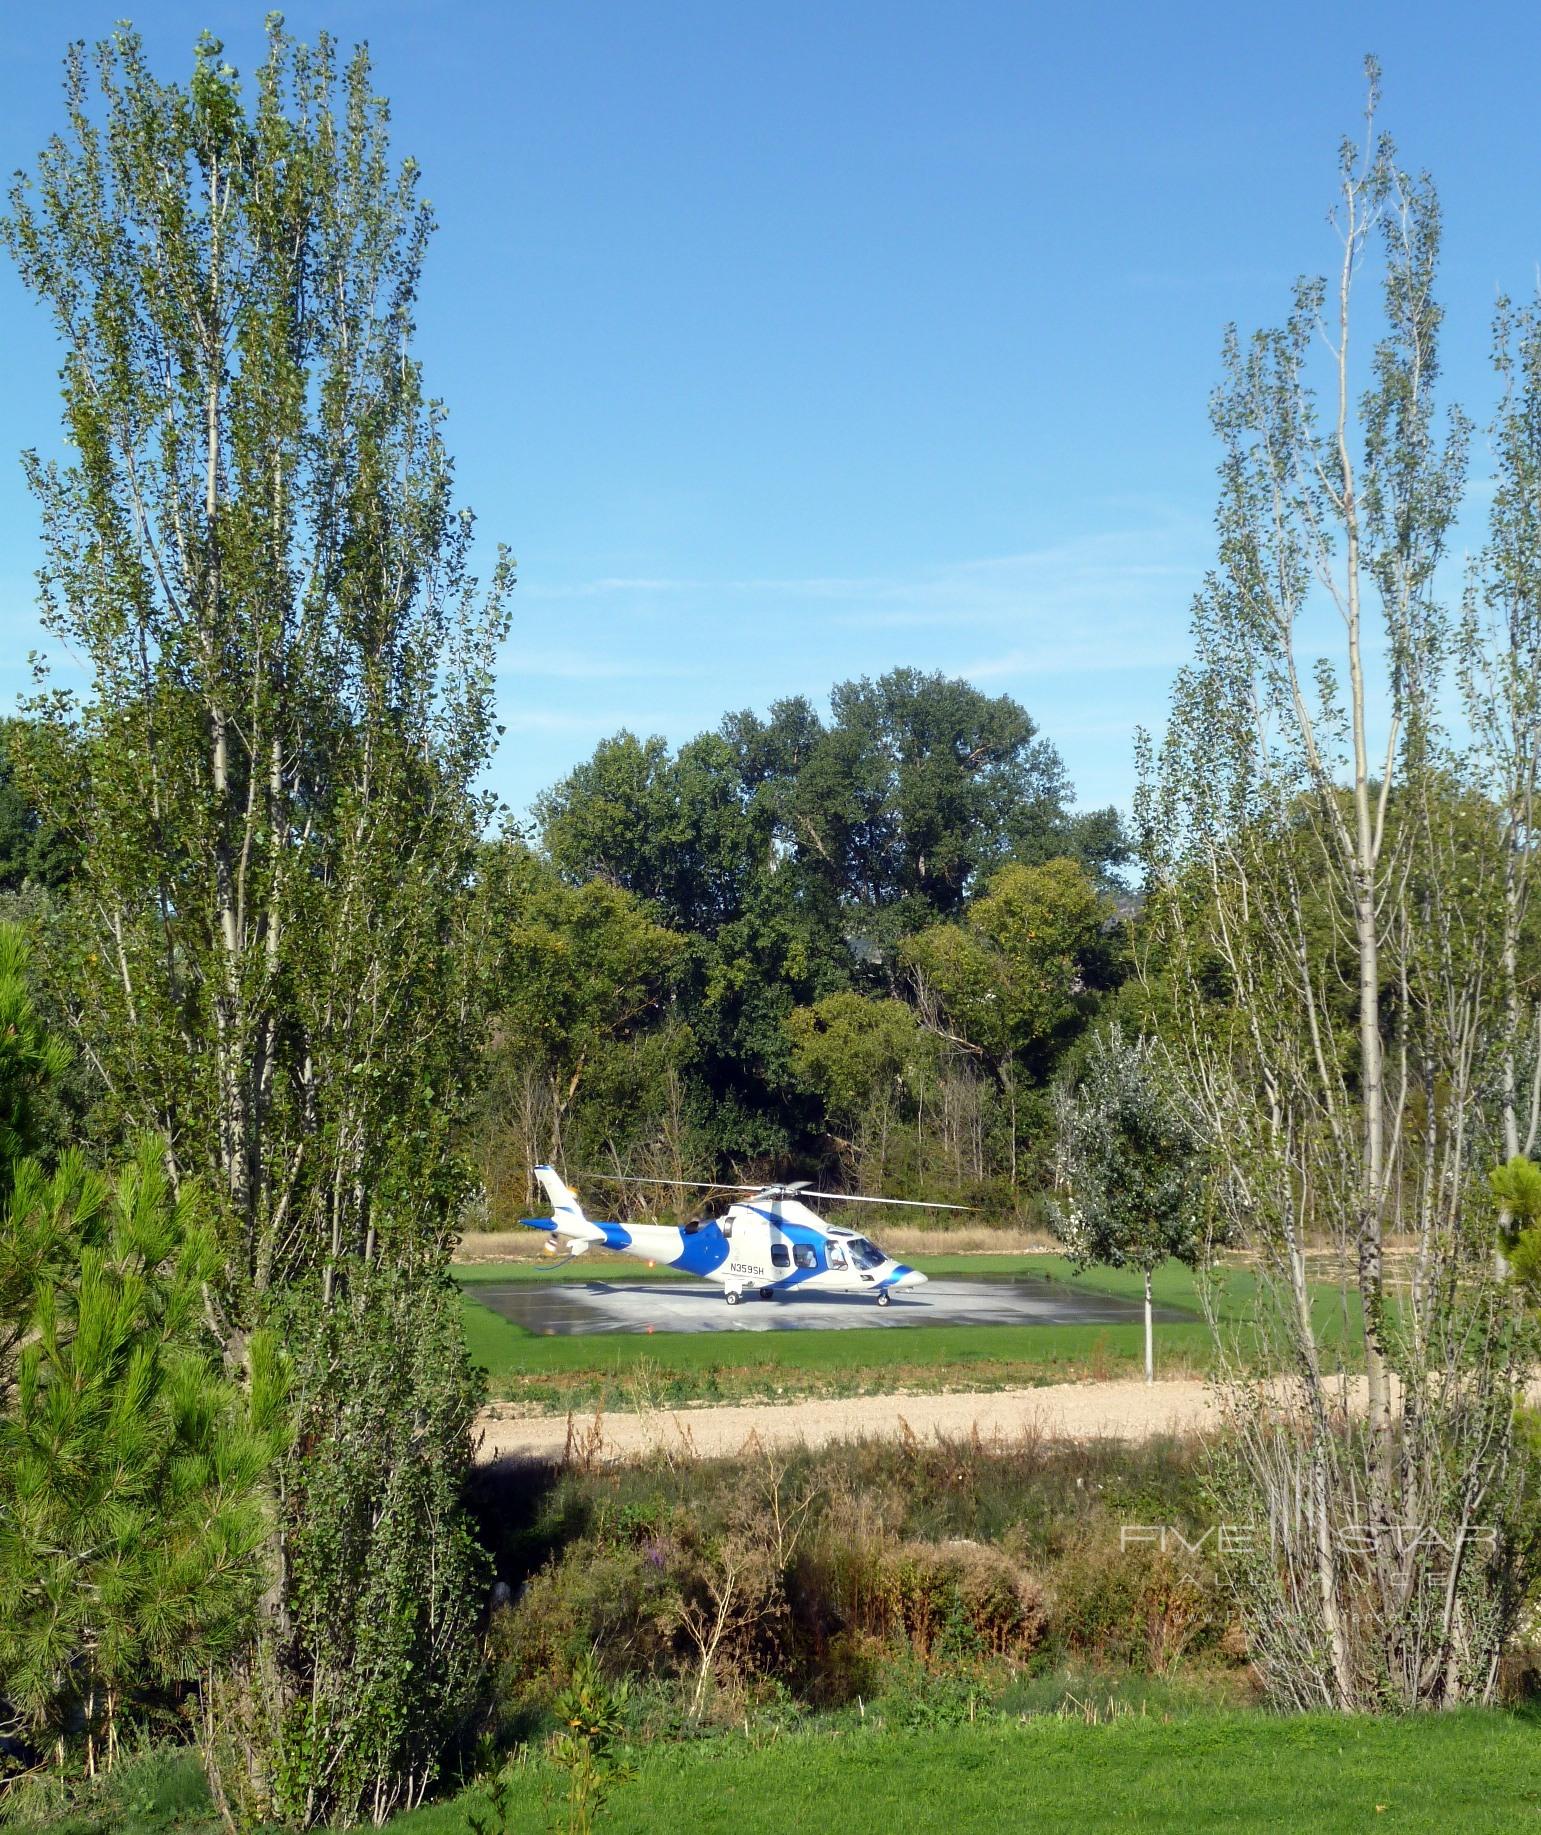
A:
[492,1544,681,1692]
[475,1431,1236,1736]
[1049,1536,1226,1672]
[798,1535,1046,1669]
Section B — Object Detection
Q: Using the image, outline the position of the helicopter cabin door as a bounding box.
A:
[723,1209,780,1289]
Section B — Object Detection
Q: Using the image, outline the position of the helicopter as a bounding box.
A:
[521,1166,964,1306]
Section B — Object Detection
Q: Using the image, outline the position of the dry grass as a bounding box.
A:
[454,1229,554,1264]
[876,1221,1059,1256]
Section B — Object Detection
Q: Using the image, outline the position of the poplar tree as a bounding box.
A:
[1137,65,1533,1707]
[4,25,510,1821]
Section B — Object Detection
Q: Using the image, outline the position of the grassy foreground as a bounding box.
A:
[395,1709,1540,1834]
[457,1254,1354,1410]
[17,1707,1538,1832]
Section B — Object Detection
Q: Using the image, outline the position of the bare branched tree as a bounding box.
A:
[1136,61,1535,1709]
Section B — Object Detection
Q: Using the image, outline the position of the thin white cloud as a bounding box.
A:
[499,706,642,735]
[500,648,705,682]
[516,522,1212,681]
[963,640,1186,681]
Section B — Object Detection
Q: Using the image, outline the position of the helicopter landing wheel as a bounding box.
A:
[760,1287,775,1300]
[725,1290,740,1306]
[877,1290,891,1307]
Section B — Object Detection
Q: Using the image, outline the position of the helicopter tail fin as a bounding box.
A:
[526,1165,604,1244]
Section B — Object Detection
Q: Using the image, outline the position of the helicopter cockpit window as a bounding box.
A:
[827,1242,849,1269]
[848,1237,886,1270]
[770,1242,791,1268]
[793,1243,817,1270]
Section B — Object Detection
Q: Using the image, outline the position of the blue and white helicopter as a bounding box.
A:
[522,1165,963,1307]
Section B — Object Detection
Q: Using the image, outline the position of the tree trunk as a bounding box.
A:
[1143,1269,1153,1384]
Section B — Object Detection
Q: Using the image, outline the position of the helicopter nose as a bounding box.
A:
[893,1265,928,1288]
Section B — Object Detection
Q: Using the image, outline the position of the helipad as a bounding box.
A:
[463,1272,1193,1336]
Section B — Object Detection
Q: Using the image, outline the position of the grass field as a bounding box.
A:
[457,1254,1356,1410]
[22,1706,1538,1833]
[394,1708,1541,1834]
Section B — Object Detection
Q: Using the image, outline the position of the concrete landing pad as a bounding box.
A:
[464,1273,1192,1336]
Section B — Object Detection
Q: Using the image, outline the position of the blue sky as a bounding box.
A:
[2,2,1539,826]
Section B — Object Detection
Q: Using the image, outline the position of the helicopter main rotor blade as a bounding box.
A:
[571,1171,760,1193]
[795,1190,973,1211]
[570,1171,972,1210]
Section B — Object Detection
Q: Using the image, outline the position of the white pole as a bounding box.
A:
[1143,1269,1154,1384]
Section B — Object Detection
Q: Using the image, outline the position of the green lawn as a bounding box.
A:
[457,1254,1354,1409]
[395,1709,1541,1834]
[24,1707,1539,1834]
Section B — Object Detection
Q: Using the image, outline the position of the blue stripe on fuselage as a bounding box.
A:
[671,1221,732,1277]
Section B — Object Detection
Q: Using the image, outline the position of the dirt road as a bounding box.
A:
[476,1372,1541,1466]
[475,1377,1224,1465]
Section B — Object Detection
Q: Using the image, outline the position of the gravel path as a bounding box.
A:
[476,1374,1541,1466]
[475,1377,1227,1465]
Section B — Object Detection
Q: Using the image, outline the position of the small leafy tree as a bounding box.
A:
[1050,1026,1207,1381]
[544,1657,635,1835]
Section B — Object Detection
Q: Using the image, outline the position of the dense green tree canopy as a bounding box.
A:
[903,858,1116,1079]
[540,669,1126,938]
[503,676,1129,1200]
[785,992,935,1135]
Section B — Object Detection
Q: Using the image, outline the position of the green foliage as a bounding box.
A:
[1493,1154,1541,1225]
[528,670,1127,1188]
[475,1430,1225,1751]
[785,993,935,1132]
[3,18,511,1292]
[0,921,72,1182]
[262,1268,487,1828]
[477,849,694,1211]
[0,1742,219,1834]
[1047,1539,1221,1672]
[0,1140,282,1771]
[1135,76,1536,1710]
[5,23,503,1818]
[903,858,1116,1074]
[1049,1027,1208,1278]
[1495,1156,1541,1297]
[0,723,75,897]
[542,1657,636,1835]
